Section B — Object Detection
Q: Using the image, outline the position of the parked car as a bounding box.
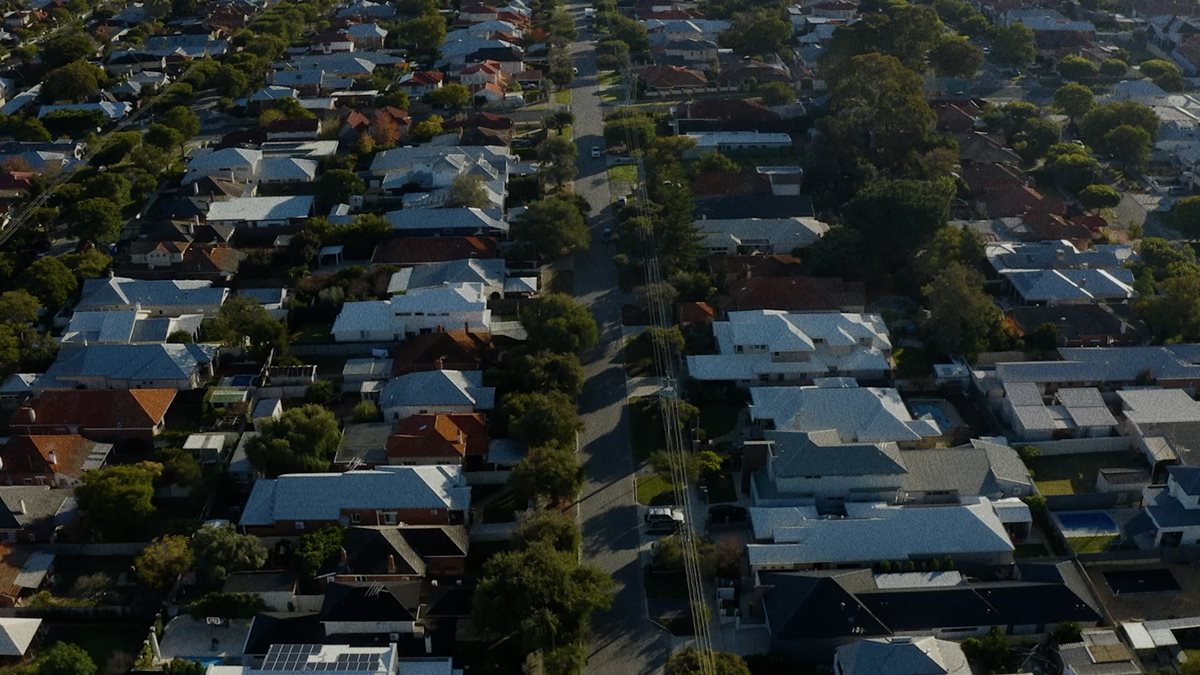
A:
[601,227,612,242]
[591,146,601,158]
[645,506,685,532]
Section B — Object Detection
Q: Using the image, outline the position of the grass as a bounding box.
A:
[1014,543,1049,559]
[698,401,741,440]
[1029,452,1149,496]
[553,88,573,104]
[291,322,333,344]
[481,488,526,523]
[636,474,675,506]
[607,163,638,184]
[1067,535,1117,554]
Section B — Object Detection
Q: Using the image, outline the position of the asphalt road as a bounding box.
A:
[564,7,672,674]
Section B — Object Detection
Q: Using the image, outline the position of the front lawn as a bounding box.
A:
[553,88,572,104]
[607,163,638,185]
[636,474,675,506]
[1029,452,1149,496]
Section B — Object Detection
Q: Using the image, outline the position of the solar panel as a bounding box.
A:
[261,644,321,671]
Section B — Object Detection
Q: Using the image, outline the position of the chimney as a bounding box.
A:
[339,547,348,565]
[47,450,57,466]
[190,215,198,235]
[436,356,445,370]
[463,321,470,335]
[387,555,397,574]
[424,635,433,654]
[14,499,24,515]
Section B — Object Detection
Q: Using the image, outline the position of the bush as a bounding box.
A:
[187,592,267,619]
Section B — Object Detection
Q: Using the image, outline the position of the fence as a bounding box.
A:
[1077,545,1200,565]
[290,341,396,357]
[1044,491,1139,512]
[1026,437,1132,456]
[31,543,149,555]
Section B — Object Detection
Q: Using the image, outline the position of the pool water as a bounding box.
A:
[1056,511,1120,536]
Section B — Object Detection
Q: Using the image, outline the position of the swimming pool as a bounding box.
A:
[1056,511,1120,536]
[909,402,949,433]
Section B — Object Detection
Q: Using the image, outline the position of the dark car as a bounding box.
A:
[707,504,747,525]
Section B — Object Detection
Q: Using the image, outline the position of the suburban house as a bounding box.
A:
[1007,305,1144,348]
[330,525,469,579]
[377,370,495,422]
[205,195,315,230]
[0,487,76,543]
[834,637,970,675]
[383,208,507,237]
[75,277,228,317]
[33,343,217,391]
[238,465,471,535]
[387,258,535,298]
[1130,464,1200,549]
[695,216,829,255]
[1116,388,1200,466]
[976,345,1200,398]
[387,413,488,466]
[10,389,175,444]
[746,497,1026,571]
[749,383,941,445]
[182,147,319,186]
[686,311,893,385]
[1058,630,1142,675]
[0,435,111,487]
[1001,383,1119,442]
[371,236,500,266]
[60,310,204,346]
[331,284,491,343]
[683,131,793,157]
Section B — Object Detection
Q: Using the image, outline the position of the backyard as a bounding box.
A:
[1067,535,1118,554]
[40,621,148,673]
[1028,452,1149,496]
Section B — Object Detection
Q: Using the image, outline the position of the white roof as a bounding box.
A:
[1003,268,1136,303]
[384,207,506,233]
[985,241,1137,272]
[0,618,40,656]
[258,156,318,182]
[240,465,471,526]
[206,195,314,223]
[696,217,829,250]
[77,278,227,312]
[13,551,53,589]
[685,131,792,148]
[388,258,507,294]
[1118,388,1200,424]
[749,384,941,443]
[183,433,227,451]
[333,284,491,336]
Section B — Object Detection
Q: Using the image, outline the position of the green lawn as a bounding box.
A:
[607,163,638,184]
[481,489,526,523]
[291,322,333,344]
[1029,452,1149,496]
[1067,535,1117,554]
[553,88,572,104]
[636,474,675,506]
[698,402,741,440]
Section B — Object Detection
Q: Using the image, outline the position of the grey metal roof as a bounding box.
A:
[767,430,906,478]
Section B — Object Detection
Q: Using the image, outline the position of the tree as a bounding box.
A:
[0,290,41,325]
[1171,196,1200,238]
[666,650,751,675]
[446,174,490,208]
[145,123,187,151]
[304,380,339,406]
[990,23,1035,65]
[156,447,202,490]
[1053,82,1094,119]
[915,225,985,285]
[186,592,266,619]
[410,115,444,142]
[544,109,575,135]
[1058,55,1098,81]
[1140,58,1179,79]
[317,169,365,209]
[295,524,345,578]
[92,132,141,166]
[135,535,194,591]
[84,173,132,206]
[41,60,102,103]
[719,9,790,55]
[1078,184,1121,212]
[76,463,161,539]
[37,642,97,675]
[21,256,77,309]
[603,114,656,150]
[820,1,944,73]
[609,14,650,58]
[206,296,289,361]
[40,31,97,68]
[1100,58,1128,77]
[843,178,954,268]
[1104,123,1152,169]
[191,523,268,584]
[512,441,583,504]
[923,262,1006,357]
[824,54,935,172]
[928,34,983,78]
[353,400,380,422]
[512,508,581,553]
[160,105,201,139]
[519,294,598,353]
[1080,101,1159,151]
[536,135,578,186]
[962,628,1015,674]
[396,13,446,53]
[66,198,123,244]
[505,392,583,447]
[473,542,614,654]
[162,660,206,675]
[1045,145,1102,193]
[513,350,585,398]
[597,37,631,70]
[426,82,471,110]
[512,194,589,259]
[247,404,341,477]
[753,81,794,106]
[695,151,740,174]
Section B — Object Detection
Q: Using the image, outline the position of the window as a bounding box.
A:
[350,513,361,524]
[295,521,306,530]
[383,512,397,525]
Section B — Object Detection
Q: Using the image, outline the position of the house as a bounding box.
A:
[205,195,314,229]
[0,487,76,543]
[10,389,175,443]
[722,276,867,314]
[1058,630,1142,675]
[1116,388,1200,466]
[238,465,471,535]
[0,618,41,659]
[60,310,204,345]
[206,644,407,675]
[0,547,54,607]
[372,236,500,265]
[36,102,132,122]
[747,497,1024,571]
[329,525,469,580]
[1002,383,1119,442]
[1008,305,1144,348]
[398,70,444,96]
[319,581,423,637]
[1003,8,1095,49]
[696,216,829,255]
[834,637,970,675]
[671,98,782,134]
[640,64,707,90]
[387,413,488,466]
[331,284,491,343]
[987,241,1138,305]
[686,311,892,385]
[391,330,495,375]
[897,439,1036,503]
[0,141,84,173]
[0,436,110,487]
[1132,465,1200,548]
[749,383,939,444]
[387,258,514,297]
[384,208,507,237]
[346,23,388,48]
[377,370,495,422]
[75,277,228,317]
[34,343,216,391]
[683,131,793,157]
[980,346,1200,397]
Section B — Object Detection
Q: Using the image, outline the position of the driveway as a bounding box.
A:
[562,5,672,673]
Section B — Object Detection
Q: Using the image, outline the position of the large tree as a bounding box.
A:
[1079,101,1159,152]
[512,508,581,553]
[246,404,341,476]
[1078,184,1121,212]
[666,650,751,675]
[1058,55,1098,81]
[822,0,944,73]
[505,392,583,448]
[824,53,935,172]
[719,9,790,55]
[67,198,123,244]
[512,441,584,504]
[205,296,289,360]
[473,542,614,654]
[511,194,589,259]
[536,135,578,186]
[40,31,98,68]
[1053,82,1095,119]
[512,350,585,398]
[1170,196,1200,238]
[76,462,163,540]
[21,256,77,309]
[395,13,446,53]
[928,34,983,78]
[922,262,1006,357]
[37,642,97,675]
[843,177,954,267]
[135,535,195,591]
[191,523,268,584]
[1103,123,1152,170]
[990,23,1035,65]
[519,294,598,353]
[317,169,366,209]
[296,524,345,578]
[41,60,103,103]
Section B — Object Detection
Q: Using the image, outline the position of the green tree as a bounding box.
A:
[206,296,289,361]
[67,197,123,244]
[609,14,650,58]
[923,262,1006,357]
[156,447,202,490]
[914,225,985,285]
[186,592,266,619]
[162,659,206,675]
[821,1,944,73]
[0,290,41,325]
[695,151,740,174]
[1103,123,1152,169]
[928,34,983,78]
[824,53,935,172]
[719,9,790,55]
[76,463,162,539]
[304,380,339,406]
[1078,184,1121,212]
[505,392,583,447]
[962,628,1015,673]
[40,31,97,68]
[135,535,195,591]
[317,169,365,209]
[1100,58,1128,77]
[512,194,589,258]
[513,350,585,398]
[247,404,341,477]
[512,441,583,504]
[1045,145,1102,193]
[446,174,490,208]
[425,82,471,110]
[21,256,78,309]
[1140,58,1179,79]
[41,60,103,103]
[536,134,578,186]
[512,508,581,553]
[603,114,656,151]
[37,642,97,675]
[1079,101,1159,151]
[84,173,132,207]
[519,294,598,353]
[473,542,614,654]
[843,178,954,268]
[161,105,201,138]
[1058,55,1098,81]
[396,13,446,53]
[990,23,1035,65]
[410,115,444,141]
[295,524,345,578]
[666,650,751,675]
[353,400,380,422]
[1170,196,1200,238]
[190,523,268,584]
[754,81,794,106]
[1053,82,1094,119]
[92,131,141,166]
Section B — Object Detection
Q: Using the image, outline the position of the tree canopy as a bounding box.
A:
[922,262,1007,357]
[205,296,289,361]
[843,177,954,267]
[76,462,162,540]
[511,194,589,258]
[519,294,598,353]
[505,392,583,448]
[512,508,581,553]
[990,23,1035,65]
[66,198,123,244]
[512,440,584,504]
[36,642,97,675]
[191,523,268,584]
[41,60,103,102]
[135,535,195,591]
[666,650,751,675]
[246,404,341,476]
[1053,82,1094,119]
[296,524,345,578]
[928,34,983,78]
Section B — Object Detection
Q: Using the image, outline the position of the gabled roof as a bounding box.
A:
[0,435,110,481]
[767,430,905,478]
[12,389,176,429]
[391,330,494,375]
[206,195,314,223]
[387,413,488,459]
[320,581,422,623]
[0,486,76,533]
[836,637,970,675]
[750,384,938,443]
[378,370,495,412]
[77,277,228,311]
[0,618,40,656]
[37,344,216,388]
[372,236,499,265]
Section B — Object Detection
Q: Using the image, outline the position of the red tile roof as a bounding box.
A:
[387,413,488,460]
[723,276,867,313]
[391,331,495,376]
[0,435,100,481]
[372,236,499,265]
[12,389,176,431]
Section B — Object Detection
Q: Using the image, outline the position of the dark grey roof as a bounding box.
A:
[0,487,76,533]
[768,430,905,478]
[222,571,296,594]
[319,581,422,623]
[694,195,815,219]
[899,440,1033,497]
[1169,464,1200,496]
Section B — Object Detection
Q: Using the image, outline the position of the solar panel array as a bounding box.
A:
[259,644,383,672]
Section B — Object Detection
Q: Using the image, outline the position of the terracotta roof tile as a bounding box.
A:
[0,435,100,480]
[387,413,488,459]
[12,389,176,431]
[372,236,499,265]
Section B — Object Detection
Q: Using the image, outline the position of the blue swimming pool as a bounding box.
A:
[228,374,256,387]
[910,402,949,433]
[1056,511,1120,536]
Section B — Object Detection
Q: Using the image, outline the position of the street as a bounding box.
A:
[564,4,673,674]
